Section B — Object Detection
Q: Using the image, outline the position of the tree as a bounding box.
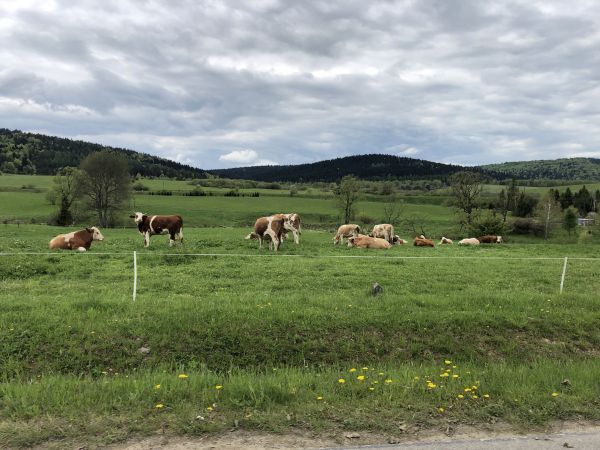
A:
[563,207,578,236]
[79,151,131,227]
[382,195,405,224]
[536,190,561,240]
[506,178,519,212]
[573,185,593,215]
[513,191,537,217]
[560,187,574,209]
[48,167,81,226]
[450,171,483,225]
[334,175,360,224]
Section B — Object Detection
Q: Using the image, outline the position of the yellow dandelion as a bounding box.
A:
[379,372,385,376]
[338,378,346,384]
[427,382,437,389]
[438,407,445,412]
[178,374,188,379]
[464,388,472,392]
[155,403,164,409]
[349,368,357,373]
[452,365,457,368]
[472,395,479,399]
[457,394,464,399]
[154,384,161,389]
[215,385,223,390]
[373,381,379,384]
[362,367,369,370]
[440,373,449,377]
[316,396,323,400]
[472,386,478,390]
[357,375,366,381]
[369,387,375,391]
[206,406,213,411]
[444,360,452,365]
[414,376,420,380]
[385,379,393,384]
[552,392,559,397]
[452,374,459,379]
[483,394,490,399]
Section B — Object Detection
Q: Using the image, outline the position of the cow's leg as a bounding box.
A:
[77,247,87,252]
[169,233,175,247]
[258,236,263,249]
[293,230,299,244]
[144,232,150,247]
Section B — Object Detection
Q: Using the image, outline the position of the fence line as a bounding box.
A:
[132,251,137,302]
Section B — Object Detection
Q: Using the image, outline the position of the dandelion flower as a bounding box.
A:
[457,394,464,399]
[362,367,369,370]
[427,382,437,389]
[215,385,223,390]
[357,375,366,381]
[464,388,472,392]
[178,374,188,379]
[349,368,357,373]
[438,407,445,412]
[385,379,393,384]
[316,396,323,400]
[155,403,164,409]
[440,373,449,377]
[379,372,385,376]
[154,384,161,390]
[472,386,478,390]
[472,395,479,399]
[452,374,459,379]
[552,392,559,397]
[483,394,490,399]
[338,379,346,384]
[444,360,452,365]
[369,387,375,391]
[413,376,420,380]
[206,406,213,411]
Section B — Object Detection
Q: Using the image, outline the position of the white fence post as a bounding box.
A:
[133,251,137,302]
[560,257,568,294]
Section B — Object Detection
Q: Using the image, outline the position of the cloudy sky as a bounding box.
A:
[1,0,600,169]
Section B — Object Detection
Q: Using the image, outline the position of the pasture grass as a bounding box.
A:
[1,225,600,445]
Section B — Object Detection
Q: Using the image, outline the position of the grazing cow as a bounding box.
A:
[478,235,503,243]
[49,227,104,251]
[280,213,301,244]
[245,215,285,251]
[370,224,395,243]
[130,212,183,247]
[413,237,435,247]
[333,224,360,245]
[392,235,407,245]
[458,238,480,245]
[348,235,392,249]
[439,237,453,245]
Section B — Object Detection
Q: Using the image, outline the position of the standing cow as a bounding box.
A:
[130,212,183,247]
[370,224,395,243]
[49,227,104,251]
[280,213,302,244]
[245,215,285,251]
[333,224,360,245]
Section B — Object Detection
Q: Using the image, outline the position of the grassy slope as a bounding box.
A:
[1,226,600,445]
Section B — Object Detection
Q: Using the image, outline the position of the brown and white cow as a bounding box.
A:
[49,227,104,251]
[478,235,503,243]
[130,212,183,247]
[348,235,392,249]
[392,235,407,245]
[245,215,285,251]
[370,224,395,243]
[458,238,480,245]
[279,213,301,244]
[439,237,453,245]
[333,224,360,245]
[413,237,435,247]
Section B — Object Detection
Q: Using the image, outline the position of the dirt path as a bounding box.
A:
[102,422,600,450]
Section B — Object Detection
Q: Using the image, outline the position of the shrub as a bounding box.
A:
[356,212,376,224]
[510,218,544,236]
[185,188,206,197]
[469,212,506,236]
[132,182,149,192]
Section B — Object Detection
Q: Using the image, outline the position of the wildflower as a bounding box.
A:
[155,403,164,409]
[464,388,472,392]
[452,365,457,368]
[440,373,449,377]
[483,394,490,399]
[349,368,357,373]
[154,384,161,390]
[357,375,366,381]
[472,395,479,399]
[362,367,369,370]
[457,394,464,399]
[452,374,459,379]
[215,385,223,390]
[385,379,393,384]
[427,382,437,389]
[372,381,379,384]
[438,407,445,412]
[338,379,346,384]
[413,376,420,380]
[552,392,559,397]
[444,360,452,365]
[472,386,478,390]
[379,372,385,376]
[206,406,213,411]
[369,387,375,391]
[178,374,188,379]
[316,396,323,400]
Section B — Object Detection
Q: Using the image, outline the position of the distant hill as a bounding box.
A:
[481,158,600,181]
[208,154,481,182]
[0,129,207,179]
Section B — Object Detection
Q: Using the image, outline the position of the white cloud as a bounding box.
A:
[219,149,259,163]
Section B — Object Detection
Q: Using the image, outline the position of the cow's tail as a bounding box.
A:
[179,226,184,244]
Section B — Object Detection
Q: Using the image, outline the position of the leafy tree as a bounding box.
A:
[573,185,594,215]
[536,191,562,239]
[560,187,574,209]
[563,207,578,236]
[48,167,81,226]
[513,191,537,217]
[450,171,483,225]
[78,151,131,227]
[506,178,519,212]
[334,175,361,224]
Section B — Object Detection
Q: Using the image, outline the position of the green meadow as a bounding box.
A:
[1,175,600,447]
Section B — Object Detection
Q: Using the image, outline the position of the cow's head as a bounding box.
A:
[347,236,357,247]
[86,226,104,241]
[245,232,258,240]
[130,212,146,224]
[496,235,504,243]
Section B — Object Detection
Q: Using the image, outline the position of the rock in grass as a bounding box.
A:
[372,282,383,296]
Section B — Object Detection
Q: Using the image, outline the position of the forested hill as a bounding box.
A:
[482,158,600,181]
[209,154,475,182]
[0,129,207,178]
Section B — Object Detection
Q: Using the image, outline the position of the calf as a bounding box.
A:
[49,227,104,251]
[130,212,183,247]
[370,224,394,243]
[333,224,360,245]
[478,235,503,243]
[348,235,391,249]
[245,215,285,251]
[439,237,453,245]
[458,238,480,245]
[413,237,435,247]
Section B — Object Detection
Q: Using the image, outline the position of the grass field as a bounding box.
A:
[1,225,600,446]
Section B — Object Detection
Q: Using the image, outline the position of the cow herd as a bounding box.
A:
[47,211,503,252]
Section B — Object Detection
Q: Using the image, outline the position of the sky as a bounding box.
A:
[1,0,600,169]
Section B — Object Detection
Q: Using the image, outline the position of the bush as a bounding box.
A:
[132,182,149,192]
[149,190,172,196]
[469,212,506,236]
[356,212,376,224]
[510,218,544,236]
[224,189,240,197]
[185,188,206,197]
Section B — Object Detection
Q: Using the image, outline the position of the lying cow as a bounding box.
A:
[49,227,104,251]
[458,238,480,245]
[280,213,301,244]
[348,235,391,249]
[478,235,503,243]
[245,215,285,251]
[413,237,434,247]
[333,224,360,245]
[130,212,183,247]
[392,235,407,245]
[370,224,394,243]
[439,237,453,245]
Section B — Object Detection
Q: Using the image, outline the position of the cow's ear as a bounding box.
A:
[129,214,135,218]
[142,215,148,221]
[86,227,93,233]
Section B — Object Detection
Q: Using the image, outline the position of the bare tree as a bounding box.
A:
[334,175,361,223]
[536,191,561,240]
[79,151,131,227]
[382,196,405,224]
[450,171,483,225]
[48,167,81,226]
